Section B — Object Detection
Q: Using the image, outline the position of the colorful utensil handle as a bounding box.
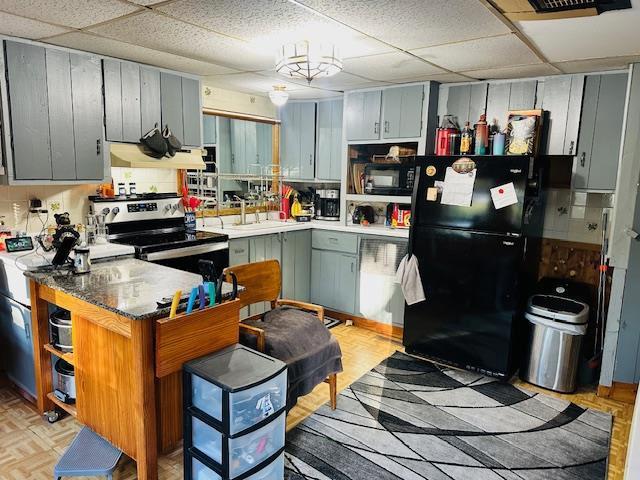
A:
[186,287,198,314]
[205,282,216,307]
[169,290,182,319]
[198,284,206,310]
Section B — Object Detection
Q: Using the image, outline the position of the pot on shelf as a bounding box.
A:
[49,309,72,353]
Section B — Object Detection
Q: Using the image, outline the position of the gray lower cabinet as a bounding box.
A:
[574,73,627,190]
[5,41,103,182]
[0,295,35,397]
[229,238,250,318]
[248,234,281,316]
[357,236,407,327]
[281,102,316,179]
[311,249,357,314]
[345,90,382,141]
[382,85,424,139]
[316,99,343,181]
[281,230,311,303]
[203,114,217,145]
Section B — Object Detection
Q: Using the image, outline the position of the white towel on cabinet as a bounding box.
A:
[395,254,426,305]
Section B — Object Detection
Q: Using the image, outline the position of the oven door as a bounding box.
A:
[141,242,229,276]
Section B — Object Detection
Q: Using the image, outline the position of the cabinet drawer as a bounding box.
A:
[312,230,358,254]
[191,411,286,479]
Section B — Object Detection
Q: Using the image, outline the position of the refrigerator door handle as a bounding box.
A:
[407,165,421,254]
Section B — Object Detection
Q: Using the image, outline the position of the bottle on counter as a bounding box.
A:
[460,122,473,155]
[118,182,126,196]
[474,114,489,155]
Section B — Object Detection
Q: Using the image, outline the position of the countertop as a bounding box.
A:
[25,257,238,321]
[198,219,410,239]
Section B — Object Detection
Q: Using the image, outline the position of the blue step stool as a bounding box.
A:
[54,427,122,480]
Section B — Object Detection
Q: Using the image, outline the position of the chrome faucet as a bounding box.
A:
[254,208,260,224]
[239,199,247,225]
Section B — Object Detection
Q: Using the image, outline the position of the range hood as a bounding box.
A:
[110,143,205,169]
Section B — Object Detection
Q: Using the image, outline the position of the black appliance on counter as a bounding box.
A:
[89,193,229,276]
[314,189,340,221]
[364,162,415,196]
[403,155,546,379]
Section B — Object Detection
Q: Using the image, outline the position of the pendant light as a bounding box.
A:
[268,85,289,107]
[276,41,342,84]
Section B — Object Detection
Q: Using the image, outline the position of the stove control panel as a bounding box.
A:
[127,202,159,213]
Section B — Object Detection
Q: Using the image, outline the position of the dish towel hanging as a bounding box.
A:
[395,254,426,305]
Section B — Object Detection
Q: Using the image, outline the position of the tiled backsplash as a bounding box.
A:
[543,189,614,245]
[0,167,177,233]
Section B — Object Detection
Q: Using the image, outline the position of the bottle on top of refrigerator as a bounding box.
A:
[474,114,489,155]
[460,122,474,155]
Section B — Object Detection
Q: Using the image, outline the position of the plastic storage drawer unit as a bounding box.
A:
[184,344,288,480]
[188,449,285,480]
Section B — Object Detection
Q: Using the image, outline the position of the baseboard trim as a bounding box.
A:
[597,382,638,404]
[325,310,404,340]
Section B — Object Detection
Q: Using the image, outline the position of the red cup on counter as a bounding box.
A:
[280,197,290,220]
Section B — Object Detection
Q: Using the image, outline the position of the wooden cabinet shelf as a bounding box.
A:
[46,392,77,418]
[44,343,74,365]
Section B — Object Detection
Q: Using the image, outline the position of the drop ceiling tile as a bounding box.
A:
[516,7,640,63]
[342,52,444,82]
[554,56,639,74]
[88,11,274,71]
[298,0,511,50]
[47,32,238,75]
[0,0,141,29]
[259,70,380,90]
[461,63,559,80]
[155,0,392,59]
[0,12,71,39]
[412,34,540,72]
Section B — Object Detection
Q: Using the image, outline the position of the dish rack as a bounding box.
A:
[183,344,287,480]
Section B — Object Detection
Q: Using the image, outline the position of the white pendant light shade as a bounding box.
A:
[276,41,342,84]
[269,85,289,107]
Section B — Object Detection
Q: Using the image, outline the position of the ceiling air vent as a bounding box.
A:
[528,0,630,13]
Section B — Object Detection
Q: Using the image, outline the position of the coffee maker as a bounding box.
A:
[314,189,340,221]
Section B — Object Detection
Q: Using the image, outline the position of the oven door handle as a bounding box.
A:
[142,242,229,261]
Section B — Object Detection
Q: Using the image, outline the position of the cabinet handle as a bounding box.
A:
[231,153,235,164]
[351,262,354,273]
[96,139,101,155]
[569,140,575,155]
[374,122,379,134]
[309,153,313,165]
[24,320,31,340]
[384,120,389,133]
[328,237,338,242]
[580,152,586,168]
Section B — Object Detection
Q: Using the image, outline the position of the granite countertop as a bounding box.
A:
[25,257,239,321]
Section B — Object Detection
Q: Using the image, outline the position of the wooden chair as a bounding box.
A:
[223,259,340,410]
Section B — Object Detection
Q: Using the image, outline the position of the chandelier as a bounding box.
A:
[276,41,342,84]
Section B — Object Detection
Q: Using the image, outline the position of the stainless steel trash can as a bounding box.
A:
[520,294,589,393]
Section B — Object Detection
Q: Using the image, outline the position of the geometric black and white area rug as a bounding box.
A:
[284,351,612,480]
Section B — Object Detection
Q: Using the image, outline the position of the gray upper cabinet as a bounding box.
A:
[181,77,201,147]
[203,114,217,145]
[5,41,52,180]
[140,67,161,135]
[230,119,247,174]
[346,90,382,141]
[103,60,142,143]
[121,62,141,143]
[541,74,584,155]
[508,80,537,111]
[256,122,272,169]
[316,99,343,181]
[444,83,487,128]
[5,41,103,182]
[160,72,184,143]
[484,81,536,131]
[103,60,123,142]
[575,73,627,190]
[382,85,424,139]
[280,102,316,179]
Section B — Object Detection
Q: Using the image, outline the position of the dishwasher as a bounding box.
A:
[358,237,408,327]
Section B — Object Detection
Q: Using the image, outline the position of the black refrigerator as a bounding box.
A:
[403,155,545,379]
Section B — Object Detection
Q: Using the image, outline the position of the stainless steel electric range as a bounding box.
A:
[89,193,229,276]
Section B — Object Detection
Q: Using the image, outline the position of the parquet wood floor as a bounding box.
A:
[0,324,634,479]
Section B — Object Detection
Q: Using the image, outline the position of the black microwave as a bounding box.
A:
[364,163,415,195]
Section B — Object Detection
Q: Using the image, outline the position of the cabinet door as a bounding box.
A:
[103,59,123,142]
[383,85,424,139]
[140,67,161,135]
[281,232,295,300]
[229,239,250,266]
[335,253,357,314]
[293,230,311,302]
[382,87,402,138]
[346,91,381,141]
[5,41,52,180]
[182,77,201,147]
[564,74,585,156]
[216,117,232,174]
[46,49,76,180]
[121,62,141,143]
[574,75,599,189]
[244,121,258,174]
[588,73,627,190]
[316,100,333,180]
[446,85,471,127]
[508,80,537,110]
[203,115,217,145]
[71,54,103,180]
[280,103,299,177]
[542,75,572,155]
[160,72,184,143]
[230,119,246,174]
[486,82,511,131]
[310,249,333,308]
[330,99,343,180]
[1,296,35,397]
[256,122,272,169]
[299,102,316,179]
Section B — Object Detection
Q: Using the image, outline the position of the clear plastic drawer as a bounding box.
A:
[192,416,222,464]
[192,374,223,421]
[229,370,287,435]
[245,452,284,480]
[192,456,222,480]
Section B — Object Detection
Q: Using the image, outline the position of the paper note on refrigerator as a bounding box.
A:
[440,167,476,207]
[490,182,518,209]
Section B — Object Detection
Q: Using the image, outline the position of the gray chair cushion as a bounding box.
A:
[240,306,343,410]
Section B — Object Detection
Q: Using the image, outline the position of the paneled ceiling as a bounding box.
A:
[0,0,638,98]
